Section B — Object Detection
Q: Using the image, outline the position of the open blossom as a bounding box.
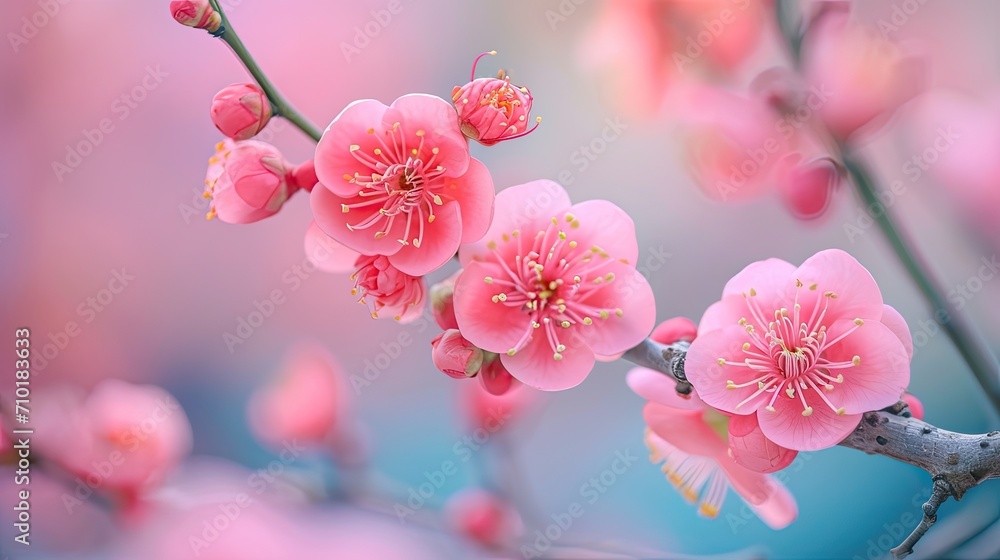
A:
[34,381,192,494]
[452,52,540,146]
[211,83,272,141]
[204,139,302,224]
[454,180,656,391]
[686,249,912,451]
[628,320,797,526]
[801,6,924,140]
[311,94,495,276]
[169,0,220,32]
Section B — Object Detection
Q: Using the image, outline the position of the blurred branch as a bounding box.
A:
[207,0,323,142]
[622,338,1000,558]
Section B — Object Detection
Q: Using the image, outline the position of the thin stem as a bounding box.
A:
[208,0,323,143]
[891,479,950,559]
[843,154,1000,413]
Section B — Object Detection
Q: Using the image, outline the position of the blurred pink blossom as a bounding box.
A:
[445,488,523,548]
[311,94,495,275]
[455,180,656,391]
[686,249,912,451]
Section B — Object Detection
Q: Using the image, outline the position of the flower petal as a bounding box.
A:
[627,367,706,410]
[315,99,391,198]
[686,325,768,414]
[717,456,798,530]
[388,200,463,275]
[454,261,533,353]
[310,185,405,257]
[304,221,360,273]
[381,94,470,176]
[447,158,495,244]
[727,413,797,474]
[822,319,910,414]
[560,199,640,264]
[574,264,656,355]
[756,393,862,451]
[502,335,595,391]
[650,317,698,345]
[698,295,749,335]
[644,402,725,457]
[793,249,884,324]
[879,304,913,360]
[459,180,572,266]
[720,258,796,324]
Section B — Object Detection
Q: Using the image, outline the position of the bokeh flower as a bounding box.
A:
[455,180,656,391]
[685,249,912,451]
[445,488,523,548]
[311,94,495,275]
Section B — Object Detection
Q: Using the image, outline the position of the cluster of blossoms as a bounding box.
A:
[169,0,928,534]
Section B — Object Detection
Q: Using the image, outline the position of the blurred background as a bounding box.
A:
[2,0,1000,558]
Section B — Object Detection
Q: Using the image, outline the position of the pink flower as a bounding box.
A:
[204,139,299,224]
[445,488,523,548]
[431,329,485,379]
[311,94,495,275]
[210,83,272,141]
[247,342,358,451]
[304,221,362,274]
[773,154,841,220]
[169,0,220,33]
[452,52,540,146]
[801,7,924,140]
[34,381,193,495]
[350,255,426,322]
[454,180,656,391]
[903,392,924,421]
[685,249,912,451]
[477,356,516,396]
[627,320,797,527]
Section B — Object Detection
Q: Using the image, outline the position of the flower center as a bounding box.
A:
[480,212,627,361]
[339,125,447,248]
[718,280,864,417]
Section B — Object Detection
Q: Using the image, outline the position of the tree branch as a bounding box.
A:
[622,337,1000,557]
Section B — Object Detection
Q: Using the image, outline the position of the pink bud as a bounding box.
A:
[204,139,297,224]
[210,83,272,141]
[451,52,540,146]
[902,392,924,421]
[478,355,514,395]
[445,488,523,548]
[430,271,461,330]
[431,330,484,379]
[169,0,220,33]
[774,154,840,220]
[727,414,798,474]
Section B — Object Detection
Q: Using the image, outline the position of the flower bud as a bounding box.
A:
[775,154,840,220]
[478,355,514,396]
[169,0,221,33]
[452,52,540,146]
[210,83,272,141]
[352,256,426,323]
[445,488,523,548]
[902,392,924,421]
[204,139,296,224]
[431,330,484,379]
[430,271,461,330]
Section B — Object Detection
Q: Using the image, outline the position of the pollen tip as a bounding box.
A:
[801,407,814,417]
[506,349,516,356]
[742,342,751,351]
[553,353,563,360]
[852,355,861,366]
[718,358,726,366]
[583,317,593,325]
[765,406,776,412]
[749,288,757,297]
[349,144,360,152]
[809,283,818,290]
[484,277,493,284]
[836,407,846,416]
[795,279,803,287]
[854,318,864,326]
[725,379,735,388]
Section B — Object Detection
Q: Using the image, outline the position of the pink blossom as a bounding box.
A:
[169,0,220,32]
[350,255,426,322]
[311,94,495,275]
[773,154,841,220]
[303,221,362,274]
[204,139,299,224]
[627,318,797,526]
[903,392,924,421]
[801,7,925,140]
[452,52,540,146]
[247,342,358,454]
[34,381,192,495]
[210,83,272,141]
[431,329,485,379]
[477,356,516,396]
[445,488,523,548]
[458,372,538,433]
[685,249,912,451]
[454,180,656,391]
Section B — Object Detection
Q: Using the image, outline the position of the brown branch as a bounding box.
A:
[622,337,1000,558]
